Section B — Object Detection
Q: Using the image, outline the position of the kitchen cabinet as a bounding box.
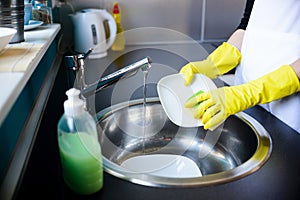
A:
[0,24,61,200]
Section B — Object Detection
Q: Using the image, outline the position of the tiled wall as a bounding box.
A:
[59,0,245,45]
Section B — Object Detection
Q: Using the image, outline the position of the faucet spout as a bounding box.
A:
[81,56,152,97]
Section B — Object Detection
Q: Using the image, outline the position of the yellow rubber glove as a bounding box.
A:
[185,65,300,130]
[179,42,242,86]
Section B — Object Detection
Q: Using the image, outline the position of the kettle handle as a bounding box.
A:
[100,10,117,50]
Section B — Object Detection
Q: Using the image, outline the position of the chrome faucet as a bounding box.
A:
[64,49,93,93]
[64,49,152,101]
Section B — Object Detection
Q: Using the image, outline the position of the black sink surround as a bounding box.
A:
[15,48,300,200]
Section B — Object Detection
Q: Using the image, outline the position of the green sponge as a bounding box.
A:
[187,90,204,108]
[188,90,204,100]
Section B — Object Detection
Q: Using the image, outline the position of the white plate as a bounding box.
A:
[24,20,43,31]
[121,154,202,178]
[157,73,217,127]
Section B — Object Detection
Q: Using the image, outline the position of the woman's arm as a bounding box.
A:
[236,0,255,30]
[227,29,245,51]
[290,59,300,80]
[226,0,255,51]
[226,30,300,81]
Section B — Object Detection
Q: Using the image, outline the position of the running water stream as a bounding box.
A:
[120,64,203,177]
[142,66,149,153]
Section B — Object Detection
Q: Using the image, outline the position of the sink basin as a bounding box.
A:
[96,97,272,187]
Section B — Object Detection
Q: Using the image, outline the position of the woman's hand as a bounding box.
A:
[185,65,300,130]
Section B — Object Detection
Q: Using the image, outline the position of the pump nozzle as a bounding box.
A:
[64,88,85,116]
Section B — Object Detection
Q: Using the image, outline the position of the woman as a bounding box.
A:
[180,0,300,132]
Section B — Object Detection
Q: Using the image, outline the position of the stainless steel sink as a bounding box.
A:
[96,97,272,188]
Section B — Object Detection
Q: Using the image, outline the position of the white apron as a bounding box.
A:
[234,0,300,133]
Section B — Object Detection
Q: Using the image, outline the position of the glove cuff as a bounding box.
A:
[271,65,300,94]
[252,65,300,103]
[208,42,242,76]
[226,65,300,114]
[190,59,219,79]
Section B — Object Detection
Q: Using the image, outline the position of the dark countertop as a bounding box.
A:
[16,45,300,200]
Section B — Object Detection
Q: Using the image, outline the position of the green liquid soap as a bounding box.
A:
[58,131,103,195]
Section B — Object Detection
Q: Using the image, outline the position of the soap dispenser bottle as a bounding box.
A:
[57,88,103,195]
[111,2,125,51]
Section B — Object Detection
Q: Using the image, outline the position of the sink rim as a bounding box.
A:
[97,97,272,188]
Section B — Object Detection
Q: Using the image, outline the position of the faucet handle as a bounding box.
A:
[64,48,93,70]
[81,48,93,60]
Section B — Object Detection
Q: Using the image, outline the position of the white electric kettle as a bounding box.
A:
[70,9,117,59]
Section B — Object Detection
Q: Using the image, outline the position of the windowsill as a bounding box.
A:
[0,24,61,126]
